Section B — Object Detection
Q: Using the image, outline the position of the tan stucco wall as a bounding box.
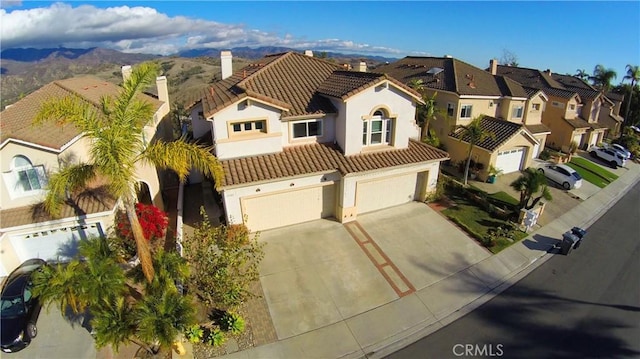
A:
[523,93,546,126]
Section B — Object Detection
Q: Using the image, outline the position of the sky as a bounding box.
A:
[1,1,639,83]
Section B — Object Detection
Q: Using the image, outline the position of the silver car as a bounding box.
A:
[538,163,583,190]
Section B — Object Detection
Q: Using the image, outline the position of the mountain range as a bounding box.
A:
[0,46,395,109]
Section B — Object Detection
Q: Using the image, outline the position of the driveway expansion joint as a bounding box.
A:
[344,221,416,298]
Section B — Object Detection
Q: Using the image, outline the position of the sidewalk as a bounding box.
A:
[212,161,640,359]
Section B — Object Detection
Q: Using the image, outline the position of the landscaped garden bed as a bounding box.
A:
[437,175,527,254]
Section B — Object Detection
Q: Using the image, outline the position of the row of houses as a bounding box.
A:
[0,50,625,276]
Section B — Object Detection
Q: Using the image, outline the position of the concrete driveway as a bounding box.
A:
[258,202,490,340]
[7,306,96,359]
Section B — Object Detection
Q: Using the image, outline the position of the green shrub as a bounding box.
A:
[538,149,551,161]
[184,325,204,344]
[220,312,245,334]
[204,328,226,347]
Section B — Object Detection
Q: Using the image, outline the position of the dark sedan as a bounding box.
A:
[1,259,47,353]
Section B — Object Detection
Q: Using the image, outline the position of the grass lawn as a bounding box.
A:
[567,157,619,188]
[442,193,527,254]
[487,191,519,207]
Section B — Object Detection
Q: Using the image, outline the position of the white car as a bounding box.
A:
[589,146,626,168]
[611,144,631,160]
[538,163,583,190]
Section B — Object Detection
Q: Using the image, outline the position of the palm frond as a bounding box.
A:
[34,94,101,133]
[43,163,97,216]
[141,138,224,188]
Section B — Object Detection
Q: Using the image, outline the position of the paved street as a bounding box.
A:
[388,181,640,359]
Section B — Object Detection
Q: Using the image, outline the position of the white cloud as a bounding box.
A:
[0,3,404,56]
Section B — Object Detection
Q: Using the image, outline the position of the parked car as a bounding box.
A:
[611,143,632,160]
[1,259,47,353]
[589,146,626,168]
[538,163,583,190]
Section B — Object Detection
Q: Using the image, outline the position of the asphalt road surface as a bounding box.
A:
[388,181,640,359]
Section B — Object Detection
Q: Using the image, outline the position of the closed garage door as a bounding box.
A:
[242,184,335,231]
[356,173,418,214]
[496,148,525,174]
[10,223,104,263]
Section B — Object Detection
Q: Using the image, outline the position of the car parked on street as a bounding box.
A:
[538,163,583,190]
[588,146,626,168]
[1,259,47,353]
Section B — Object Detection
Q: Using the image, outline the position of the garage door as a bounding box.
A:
[242,184,336,231]
[496,148,525,174]
[356,173,418,214]
[10,223,104,263]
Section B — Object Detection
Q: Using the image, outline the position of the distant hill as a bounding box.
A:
[0,46,395,110]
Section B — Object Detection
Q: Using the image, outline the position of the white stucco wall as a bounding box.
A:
[210,100,283,160]
[341,83,419,156]
[281,114,337,147]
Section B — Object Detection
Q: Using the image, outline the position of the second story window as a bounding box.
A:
[231,120,266,135]
[292,119,323,138]
[447,103,455,117]
[512,106,524,119]
[532,104,541,111]
[363,110,392,146]
[460,104,472,119]
[3,155,47,199]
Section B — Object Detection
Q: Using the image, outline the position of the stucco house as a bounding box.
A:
[375,57,547,179]
[495,65,609,152]
[0,70,170,277]
[599,91,625,138]
[186,51,449,232]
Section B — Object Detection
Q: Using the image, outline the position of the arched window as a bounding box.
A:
[7,155,46,195]
[362,109,393,146]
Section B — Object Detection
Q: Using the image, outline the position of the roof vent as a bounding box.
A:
[427,67,444,75]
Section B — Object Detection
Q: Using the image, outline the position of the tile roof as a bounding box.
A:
[375,57,528,97]
[1,76,164,150]
[194,52,422,120]
[564,117,592,129]
[317,71,421,100]
[219,140,449,187]
[525,123,552,134]
[0,186,117,229]
[605,91,624,102]
[450,116,529,152]
[196,52,346,119]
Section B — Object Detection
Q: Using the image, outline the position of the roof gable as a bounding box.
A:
[450,116,533,152]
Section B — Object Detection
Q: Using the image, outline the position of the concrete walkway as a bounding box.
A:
[214,160,640,359]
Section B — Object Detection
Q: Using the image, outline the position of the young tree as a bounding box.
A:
[455,115,495,185]
[35,62,224,283]
[499,49,519,67]
[416,92,444,141]
[510,168,552,210]
[183,208,265,309]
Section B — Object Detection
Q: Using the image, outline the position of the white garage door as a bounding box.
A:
[242,184,336,231]
[356,173,418,214]
[10,223,104,263]
[496,148,525,174]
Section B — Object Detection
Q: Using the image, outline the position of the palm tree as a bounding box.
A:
[510,168,552,210]
[455,115,495,185]
[416,92,444,141]
[575,69,589,80]
[590,64,617,93]
[35,62,224,283]
[621,64,640,134]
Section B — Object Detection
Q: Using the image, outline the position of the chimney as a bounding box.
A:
[221,51,232,80]
[490,59,498,75]
[444,55,453,58]
[357,61,367,72]
[121,65,132,82]
[304,50,314,57]
[156,76,169,105]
